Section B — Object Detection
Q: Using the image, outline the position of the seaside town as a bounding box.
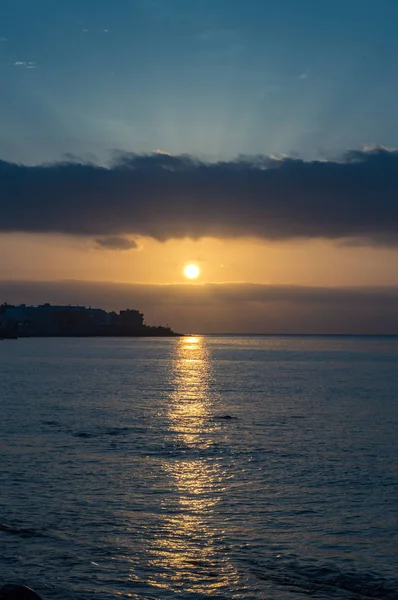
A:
[0,303,178,338]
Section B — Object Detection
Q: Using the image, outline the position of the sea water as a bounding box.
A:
[1,336,398,599]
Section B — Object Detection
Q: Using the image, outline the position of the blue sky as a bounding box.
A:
[1,0,398,164]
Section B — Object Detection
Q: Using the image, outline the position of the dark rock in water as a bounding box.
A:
[0,524,42,539]
[0,585,43,600]
[72,431,93,439]
[213,415,237,420]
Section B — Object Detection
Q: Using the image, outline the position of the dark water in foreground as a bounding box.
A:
[1,336,398,600]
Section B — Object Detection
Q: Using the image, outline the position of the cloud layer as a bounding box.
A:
[1,280,398,334]
[95,236,138,250]
[1,147,398,244]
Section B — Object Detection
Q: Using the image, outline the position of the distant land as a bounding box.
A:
[0,303,180,338]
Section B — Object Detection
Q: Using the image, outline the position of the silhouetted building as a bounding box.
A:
[0,303,177,337]
[119,309,144,330]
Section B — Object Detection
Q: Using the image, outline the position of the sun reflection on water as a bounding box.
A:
[141,336,238,595]
[167,335,214,448]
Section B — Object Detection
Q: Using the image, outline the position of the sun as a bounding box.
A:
[184,263,200,279]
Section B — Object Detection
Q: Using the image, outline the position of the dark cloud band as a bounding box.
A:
[1,147,397,244]
[1,280,398,334]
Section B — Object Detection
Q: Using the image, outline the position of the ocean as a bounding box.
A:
[1,336,398,600]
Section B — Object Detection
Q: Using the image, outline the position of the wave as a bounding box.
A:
[242,556,398,599]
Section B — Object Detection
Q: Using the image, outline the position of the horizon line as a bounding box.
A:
[186,332,398,337]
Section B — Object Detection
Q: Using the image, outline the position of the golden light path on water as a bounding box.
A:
[145,336,239,595]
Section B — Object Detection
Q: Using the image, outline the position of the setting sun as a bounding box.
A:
[184,264,200,279]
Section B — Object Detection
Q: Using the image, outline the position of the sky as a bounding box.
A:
[1,0,398,333]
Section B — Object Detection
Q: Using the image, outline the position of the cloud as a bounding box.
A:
[95,236,138,250]
[1,280,398,334]
[14,61,37,69]
[79,27,109,33]
[0,147,398,245]
[0,37,8,42]
[153,148,173,156]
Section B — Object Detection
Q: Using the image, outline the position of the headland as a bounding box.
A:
[0,303,180,338]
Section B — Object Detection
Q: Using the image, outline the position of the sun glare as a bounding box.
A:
[184,264,200,279]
